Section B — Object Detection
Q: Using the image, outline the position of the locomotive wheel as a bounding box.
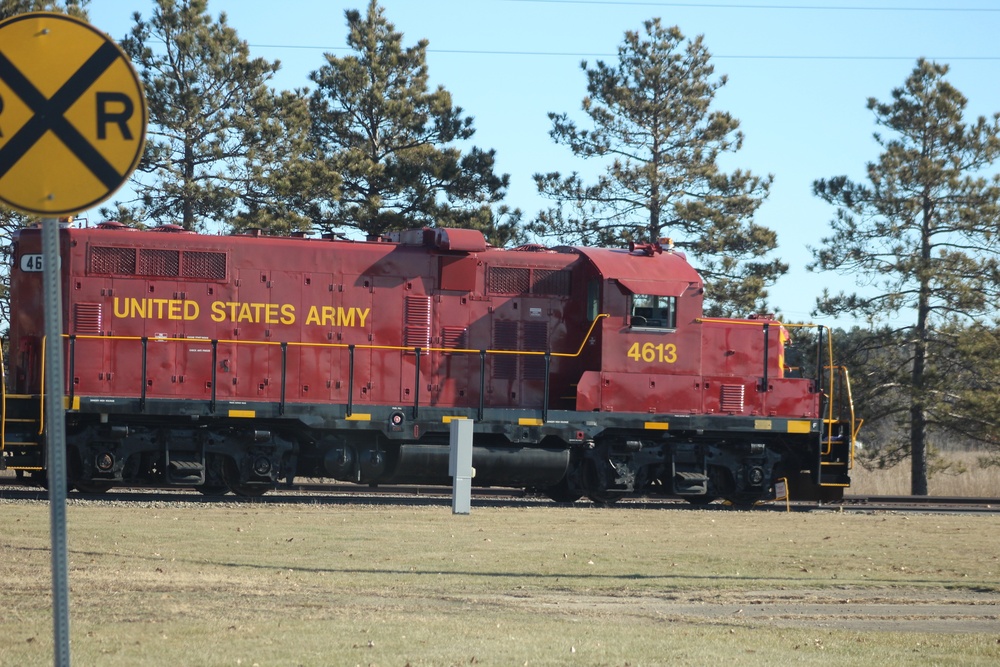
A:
[546,489,583,503]
[542,477,583,503]
[723,497,759,510]
[196,484,230,496]
[586,491,622,506]
[223,459,271,497]
[684,496,719,506]
[227,483,270,498]
[74,482,114,495]
[200,455,231,496]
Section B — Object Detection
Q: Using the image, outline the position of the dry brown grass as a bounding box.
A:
[850,450,1000,496]
[1,500,999,666]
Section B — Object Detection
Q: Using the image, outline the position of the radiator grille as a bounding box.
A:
[403,296,431,349]
[441,326,468,350]
[138,248,180,276]
[182,250,227,279]
[90,246,135,274]
[531,269,571,296]
[90,245,226,280]
[720,384,745,413]
[487,266,572,296]
[490,321,549,380]
[488,266,530,294]
[491,320,519,379]
[74,303,102,334]
[522,321,549,380]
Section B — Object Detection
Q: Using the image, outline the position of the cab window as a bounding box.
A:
[630,294,676,329]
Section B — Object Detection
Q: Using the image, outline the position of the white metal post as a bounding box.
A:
[449,419,473,514]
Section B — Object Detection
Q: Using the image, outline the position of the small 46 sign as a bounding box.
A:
[0,12,147,216]
[20,253,44,272]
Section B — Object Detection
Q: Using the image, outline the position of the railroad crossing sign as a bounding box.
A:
[0,12,147,216]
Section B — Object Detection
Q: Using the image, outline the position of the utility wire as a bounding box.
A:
[247,43,1000,61]
[501,0,1000,11]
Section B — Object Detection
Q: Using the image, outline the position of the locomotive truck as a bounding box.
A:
[1,222,859,505]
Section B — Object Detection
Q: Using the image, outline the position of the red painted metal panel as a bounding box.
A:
[432,227,487,252]
[575,246,702,287]
[614,277,690,297]
[10,224,826,428]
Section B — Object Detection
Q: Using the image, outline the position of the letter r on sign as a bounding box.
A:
[96,91,133,140]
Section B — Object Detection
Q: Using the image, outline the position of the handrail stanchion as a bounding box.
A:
[542,351,551,424]
[0,339,5,452]
[478,350,486,422]
[760,322,769,392]
[210,339,218,414]
[67,335,76,407]
[279,342,287,416]
[140,336,148,412]
[347,344,355,418]
[412,347,421,419]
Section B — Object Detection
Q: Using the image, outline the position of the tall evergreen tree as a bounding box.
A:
[118,0,287,231]
[307,0,512,239]
[0,0,86,19]
[531,19,782,316]
[227,87,326,235]
[940,321,1000,465]
[811,59,1000,495]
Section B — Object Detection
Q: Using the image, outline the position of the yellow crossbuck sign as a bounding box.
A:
[0,12,146,216]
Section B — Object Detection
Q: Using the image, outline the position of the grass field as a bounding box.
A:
[1,499,999,666]
[851,450,1000,496]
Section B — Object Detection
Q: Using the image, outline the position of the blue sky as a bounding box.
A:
[83,0,1000,325]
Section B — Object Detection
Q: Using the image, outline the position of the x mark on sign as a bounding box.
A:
[0,40,131,191]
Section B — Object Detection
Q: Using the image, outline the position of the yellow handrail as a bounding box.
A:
[35,314,610,419]
[1,338,5,451]
[66,313,611,360]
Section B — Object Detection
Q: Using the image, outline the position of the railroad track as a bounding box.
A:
[0,475,997,512]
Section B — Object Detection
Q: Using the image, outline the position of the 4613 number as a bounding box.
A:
[627,341,678,364]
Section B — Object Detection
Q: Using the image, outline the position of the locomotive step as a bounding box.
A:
[2,454,44,469]
[819,473,851,487]
[166,458,206,484]
[673,470,709,494]
[2,395,43,417]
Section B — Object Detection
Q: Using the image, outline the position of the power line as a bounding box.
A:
[501,0,1000,11]
[248,43,1000,61]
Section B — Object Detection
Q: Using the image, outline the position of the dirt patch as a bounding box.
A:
[495,588,1000,633]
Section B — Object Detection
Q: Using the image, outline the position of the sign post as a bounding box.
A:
[449,419,474,514]
[0,12,147,666]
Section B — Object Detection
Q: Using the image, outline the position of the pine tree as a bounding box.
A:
[940,321,1000,465]
[811,59,1000,495]
[118,0,287,231]
[227,88,326,235]
[307,0,512,239]
[0,0,86,19]
[530,19,782,316]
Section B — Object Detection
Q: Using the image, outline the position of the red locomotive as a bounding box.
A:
[2,222,859,504]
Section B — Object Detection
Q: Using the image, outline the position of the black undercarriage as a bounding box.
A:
[3,395,850,505]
